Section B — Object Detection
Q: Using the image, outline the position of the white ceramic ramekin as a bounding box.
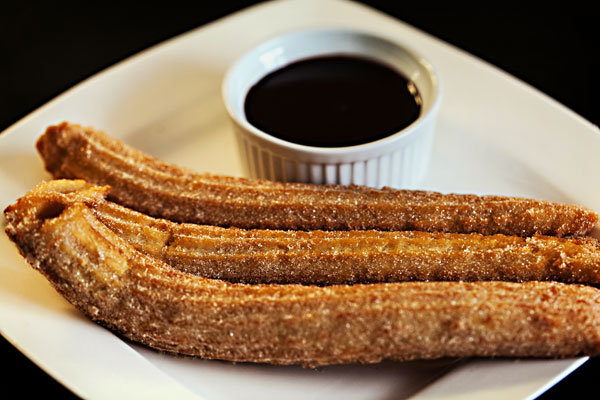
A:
[222,28,441,188]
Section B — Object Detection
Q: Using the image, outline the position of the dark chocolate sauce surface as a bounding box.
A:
[244,56,422,147]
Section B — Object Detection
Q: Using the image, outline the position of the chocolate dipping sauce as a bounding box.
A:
[244,56,422,147]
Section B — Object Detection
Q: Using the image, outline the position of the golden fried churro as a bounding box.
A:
[36,122,598,236]
[9,180,600,286]
[5,181,600,366]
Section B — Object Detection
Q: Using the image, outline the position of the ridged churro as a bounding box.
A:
[10,180,600,286]
[36,122,598,236]
[5,182,600,366]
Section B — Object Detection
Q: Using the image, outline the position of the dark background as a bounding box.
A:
[1,1,597,398]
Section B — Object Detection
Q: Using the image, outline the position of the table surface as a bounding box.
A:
[1,2,597,398]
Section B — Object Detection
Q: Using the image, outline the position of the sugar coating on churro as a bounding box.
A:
[4,180,600,366]
[97,192,600,285]
[12,180,600,286]
[36,122,598,236]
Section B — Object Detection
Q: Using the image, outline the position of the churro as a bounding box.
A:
[36,122,598,236]
[5,182,600,366]
[14,180,600,286]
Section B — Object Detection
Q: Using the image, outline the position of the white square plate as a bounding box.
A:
[1,1,598,399]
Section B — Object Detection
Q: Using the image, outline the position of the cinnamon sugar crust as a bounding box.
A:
[5,181,600,366]
[36,122,598,236]
[11,180,600,286]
